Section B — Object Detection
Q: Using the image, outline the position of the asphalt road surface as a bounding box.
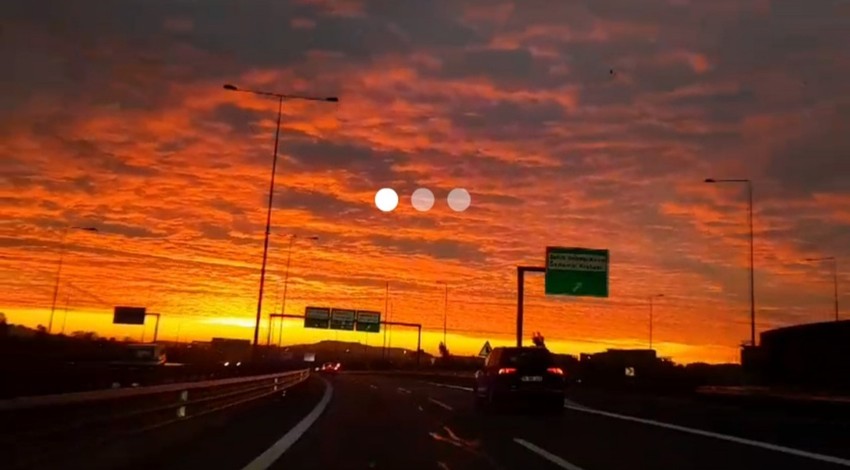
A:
[272,373,850,470]
[130,372,850,470]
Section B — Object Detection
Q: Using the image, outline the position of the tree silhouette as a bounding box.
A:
[71,331,99,341]
[0,312,7,337]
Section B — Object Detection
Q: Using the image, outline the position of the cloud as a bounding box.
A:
[2,0,850,363]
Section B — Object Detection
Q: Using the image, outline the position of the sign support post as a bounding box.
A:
[516,247,610,348]
[147,313,161,343]
[516,266,545,347]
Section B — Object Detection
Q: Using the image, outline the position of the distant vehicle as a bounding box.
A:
[320,362,341,373]
[473,346,565,413]
[110,343,167,367]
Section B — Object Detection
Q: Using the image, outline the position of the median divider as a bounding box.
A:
[0,368,312,470]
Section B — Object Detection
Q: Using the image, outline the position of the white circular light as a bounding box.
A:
[375,188,399,212]
[447,188,471,212]
[411,188,435,212]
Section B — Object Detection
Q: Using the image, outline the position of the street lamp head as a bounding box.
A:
[704,178,716,183]
[72,226,98,232]
[223,84,238,91]
[325,97,339,102]
[306,236,319,241]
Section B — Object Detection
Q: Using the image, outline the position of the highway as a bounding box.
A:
[124,372,850,470]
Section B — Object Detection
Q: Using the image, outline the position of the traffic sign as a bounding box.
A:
[330,308,356,330]
[113,306,146,325]
[304,306,330,329]
[478,341,492,358]
[545,246,609,297]
[355,310,381,333]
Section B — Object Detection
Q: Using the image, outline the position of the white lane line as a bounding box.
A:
[514,438,586,470]
[428,397,454,411]
[369,384,378,390]
[424,381,473,392]
[397,387,412,395]
[564,405,850,467]
[563,398,588,410]
[437,461,451,470]
[241,377,334,470]
[418,405,424,412]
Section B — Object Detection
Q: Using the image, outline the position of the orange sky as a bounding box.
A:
[2,0,849,364]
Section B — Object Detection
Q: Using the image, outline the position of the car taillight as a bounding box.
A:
[547,367,564,375]
[498,368,517,375]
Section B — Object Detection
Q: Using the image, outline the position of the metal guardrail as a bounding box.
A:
[696,386,850,404]
[0,368,311,469]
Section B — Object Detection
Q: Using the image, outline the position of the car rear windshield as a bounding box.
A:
[500,348,553,367]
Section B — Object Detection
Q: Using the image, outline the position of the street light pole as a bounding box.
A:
[649,294,663,350]
[223,83,338,353]
[276,234,318,346]
[747,181,755,344]
[804,256,839,322]
[49,226,98,334]
[383,281,389,360]
[282,235,296,312]
[437,281,448,346]
[706,178,756,346]
[834,259,840,322]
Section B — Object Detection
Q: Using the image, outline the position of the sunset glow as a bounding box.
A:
[3,0,848,364]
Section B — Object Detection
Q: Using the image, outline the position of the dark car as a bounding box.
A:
[473,346,566,412]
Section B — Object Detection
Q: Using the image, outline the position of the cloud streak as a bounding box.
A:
[2,0,849,363]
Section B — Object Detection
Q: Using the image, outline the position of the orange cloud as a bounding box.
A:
[2,0,849,365]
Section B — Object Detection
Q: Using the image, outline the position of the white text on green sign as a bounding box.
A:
[330,309,356,331]
[544,247,609,298]
[355,310,381,333]
[304,306,331,329]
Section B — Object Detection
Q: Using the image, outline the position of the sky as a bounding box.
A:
[2,0,849,364]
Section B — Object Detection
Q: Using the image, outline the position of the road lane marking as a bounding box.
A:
[563,398,588,410]
[437,461,450,470]
[397,387,412,394]
[514,438,586,470]
[369,384,378,390]
[418,405,424,412]
[428,397,454,411]
[564,405,850,467]
[432,427,502,468]
[424,381,473,392]
[241,378,333,470]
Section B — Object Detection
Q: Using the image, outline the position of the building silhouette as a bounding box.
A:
[743,320,850,389]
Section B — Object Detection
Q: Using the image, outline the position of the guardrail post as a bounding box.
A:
[177,390,188,418]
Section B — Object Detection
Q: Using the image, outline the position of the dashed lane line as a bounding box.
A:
[428,397,454,411]
[513,438,586,470]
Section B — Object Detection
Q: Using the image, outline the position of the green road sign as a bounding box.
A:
[355,310,381,333]
[545,246,609,297]
[330,308,356,331]
[304,306,330,329]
